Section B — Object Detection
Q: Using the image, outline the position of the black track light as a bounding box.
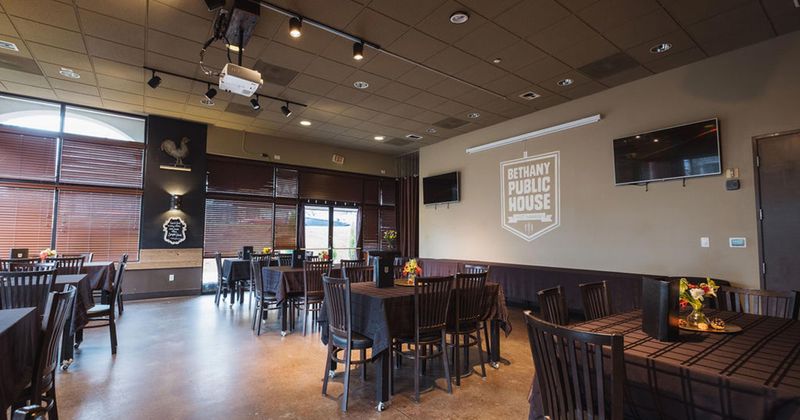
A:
[204,85,217,101]
[353,42,364,61]
[147,71,161,89]
[250,96,261,110]
[289,17,302,38]
[281,103,292,117]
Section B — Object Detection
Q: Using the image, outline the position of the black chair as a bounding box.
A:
[580,281,612,320]
[447,271,488,386]
[393,276,453,401]
[0,269,57,314]
[524,311,625,420]
[297,260,332,336]
[9,248,29,259]
[463,264,493,367]
[248,253,271,309]
[46,256,84,275]
[214,252,232,306]
[13,405,48,419]
[321,275,374,412]
[717,287,799,319]
[537,286,569,325]
[275,254,293,267]
[1,258,43,271]
[251,258,280,335]
[340,259,364,271]
[393,256,410,280]
[14,286,76,420]
[82,255,127,354]
[342,265,373,283]
[78,252,94,263]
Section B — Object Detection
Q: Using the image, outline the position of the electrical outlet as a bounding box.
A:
[700,237,710,248]
[274,154,281,160]
[168,274,175,282]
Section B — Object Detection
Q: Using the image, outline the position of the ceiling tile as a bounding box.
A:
[27,43,93,70]
[541,70,593,92]
[0,13,18,37]
[626,30,698,64]
[48,77,99,95]
[91,57,144,82]
[405,91,447,108]
[368,0,446,26]
[495,0,571,39]
[660,0,752,26]
[37,62,96,85]
[0,36,32,58]
[358,94,402,112]
[325,84,370,105]
[79,10,144,48]
[145,51,196,76]
[145,86,189,103]
[516,56,571,83]
[147,29,201,63]
[147,0,210,42]
[598,64,652,86]
[99,99,144,114]
[86,37,144,66]
[1,81,55,98]
[3,0,80,31]
[396,67,446,90]
[387,30,448,63]
[96,74,143,95]
[455,0,523,18]
[317,37,369,68]
[686,2,774,56]
[424,47,480,75]
[551,34,619,68]
[76,0,147,25]
[346,69,391,91]
[304,57,356,83]
[454,23,518,61]
[603,9,682,50]
[386,102,424,118]
[416,1,487,44]
[434,100,471,116]
[483,74,534,96]
[273,23,337,55]
[310,97,351,113]
[527,15,598,55]
[561,80,605,99]
[492,40,548,72]
[259,42,315,72]
[643,46,707,73]
[55,88,103,106]
[578,0,661,33]
[11,18,85,53]
[427,77,474,98]
[761,0,800,35]
[454,89,500,108]
[345,8,410,46]
[359,53,415,80]
[100,88,143,105]
[154,0,214,21]
[455,61,507,86]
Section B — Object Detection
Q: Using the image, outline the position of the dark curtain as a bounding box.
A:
[296,202,305,250]
[398,176,419,257]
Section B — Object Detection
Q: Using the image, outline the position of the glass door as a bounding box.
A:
[303,205,359,263]
[303,205,331,258]
[332,207,359,262]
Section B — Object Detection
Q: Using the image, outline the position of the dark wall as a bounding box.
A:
[140,116,207,249]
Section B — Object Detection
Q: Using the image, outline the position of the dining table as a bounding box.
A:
[223,259,252,304]
[0,307,38,420]
[261,265,342,335]
[54,273,93,370]
[528,309,800,419]
[81,261,116,293]
[318,280,511,411]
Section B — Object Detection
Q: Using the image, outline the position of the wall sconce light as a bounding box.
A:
[170,194,182,210]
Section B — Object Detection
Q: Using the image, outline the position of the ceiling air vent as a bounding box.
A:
[518,91,541,100]
[253,60,299,86]
[405,134,423,140]
[578,52,638,80]
[225,102,261,116]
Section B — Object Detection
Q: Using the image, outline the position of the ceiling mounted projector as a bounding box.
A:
[219,63,263,97]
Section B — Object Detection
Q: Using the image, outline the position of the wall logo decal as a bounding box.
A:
[163,216,187,245]
[500,151,560,241]
[159,137,191,171]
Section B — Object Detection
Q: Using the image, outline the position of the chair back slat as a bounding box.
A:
[33,286,76,399]
[276,254,293,267]
[1,258,43,271]
[718,286,799,319]
[215,252,224,281]
[322,276,350,340]
[0,270,57,313]
[524,311,625,420]
[580,281,612,320]
[454,271,487,324]
[343,265,373,283]
[414,276,452,333]
[304,260,332,294]
[46,256,84,275]
[463,264,489,274]
[340,259,365,271]
[538,286,570,325]
[250,257,269,294]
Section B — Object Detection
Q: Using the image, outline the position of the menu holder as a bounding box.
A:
[369,251,397,288]
[291,249,305,268]
[641,276,679,342]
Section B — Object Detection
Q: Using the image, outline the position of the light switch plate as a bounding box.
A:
[700,237,710,248]
[729,237,746,248]
[169,274,175,282]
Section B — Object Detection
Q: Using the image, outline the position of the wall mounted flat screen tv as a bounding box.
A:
[613,119,721,185]
[423,172,460,204]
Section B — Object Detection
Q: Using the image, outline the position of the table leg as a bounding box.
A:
[489,319,510,368]
[375,350,390,411]
[280,300,288,336]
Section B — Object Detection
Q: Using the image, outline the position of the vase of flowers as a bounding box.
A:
[402,259,422,285]
[320,250,330,261]
[39,248,57,262]
[383,229,398,250]
[262,247,271,255]
[679,278,719,329]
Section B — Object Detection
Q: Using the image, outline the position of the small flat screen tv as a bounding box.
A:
[423,172,460,204]
[613,119,721,185]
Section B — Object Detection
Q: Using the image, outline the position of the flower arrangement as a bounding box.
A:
[402,259,422,284]
[262,247,271,254]
[383,230,397,249]
[320,250,330,261]
[39,248,57,261]
[679,278,719,329]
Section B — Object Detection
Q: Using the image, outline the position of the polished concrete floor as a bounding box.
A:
[57,294,534,419]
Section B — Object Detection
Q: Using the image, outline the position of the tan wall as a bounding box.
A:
[419,32,800,289]
[206,126,397,177]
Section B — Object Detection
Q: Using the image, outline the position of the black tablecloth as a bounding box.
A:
[320,281,511,355]
[529,309,800,420]
[223,259,251,287]
[0,307,38,413]
[81,261,115,292]
[54,274,93,334]
[262,266,342,303]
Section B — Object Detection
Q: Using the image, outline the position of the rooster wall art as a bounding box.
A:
[160,137,191,170]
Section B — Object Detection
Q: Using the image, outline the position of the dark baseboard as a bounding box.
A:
[121,289,200,301]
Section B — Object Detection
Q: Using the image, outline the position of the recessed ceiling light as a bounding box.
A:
[300,120,312,126]
[449,11,469,24]
[635,135,641,139]
[426,128,437,134]
[649,42,672,54]
[374,135,385,141]
[467,112,480,119]
[557,78,573,87]
[59,67,80,79]
[653,138,659,143]
[353,81,369,89]
[492,58,502,64]
[0,40,19,52]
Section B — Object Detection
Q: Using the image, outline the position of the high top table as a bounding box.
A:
[0,307,38,420]
[262,265,342,335]
[529,309,800,419]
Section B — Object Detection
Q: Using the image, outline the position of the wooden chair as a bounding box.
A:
[275,254,293,267]
[340,259,364,271]
[393,276,453,401]
[342,265,373,283]
[46,256,84,275]
[537,286,569,325]
[447,271,488,386]
[248,253,271,309]
[524,311,625,420]
[321,275,374,412]
[82,255,127,354]
[15,286,76,420]
[1,258,43,271]
[78,252,94,263]
[251,258,280,335]
[0,269,57,314]
[214,252,232,306]
[580,281,612,320]
[393,257,410,279]
[298,260,332,336]
[463,264,494,367]
[717,287,799,319]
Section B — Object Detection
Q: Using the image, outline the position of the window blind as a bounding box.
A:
[275,168,298,198]
[204,199,274,257]
[379,207,396,250]
[60,137,144,188]
[0,185,54,258]
[0,129,57,182]
[274,203,297,249]
[55,190,141,261]
[207,157,274,196]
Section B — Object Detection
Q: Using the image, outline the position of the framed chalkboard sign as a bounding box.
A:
[163,217,187,245]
